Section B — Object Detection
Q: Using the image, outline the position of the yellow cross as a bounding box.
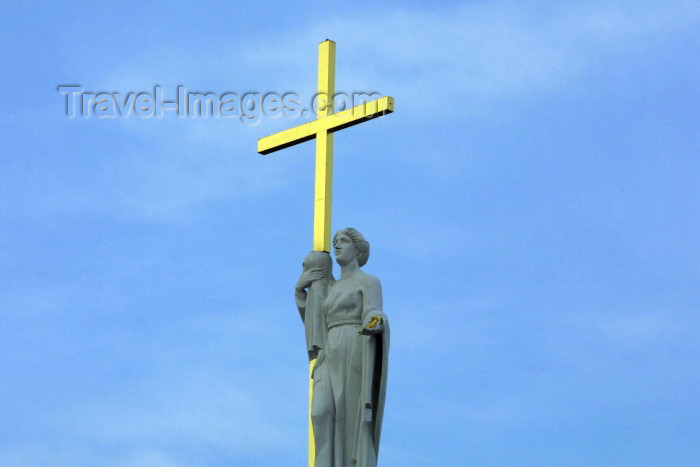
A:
[257,39,394,466]
[258,39,394,251]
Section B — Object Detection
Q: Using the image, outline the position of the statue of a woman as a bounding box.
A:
[295,228,389,467]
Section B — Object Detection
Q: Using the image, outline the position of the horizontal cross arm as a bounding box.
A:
[257,120,318,155]
[257,97,394,155]
[326,96,394,136]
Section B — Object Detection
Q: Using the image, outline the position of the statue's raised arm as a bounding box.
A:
[295,251,333,361]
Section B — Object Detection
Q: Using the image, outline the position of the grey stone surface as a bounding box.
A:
[295,228,389,467]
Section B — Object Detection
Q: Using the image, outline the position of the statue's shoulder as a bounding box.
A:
[359,271,382,289]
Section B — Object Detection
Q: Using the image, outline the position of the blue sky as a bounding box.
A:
[1,1,699,465]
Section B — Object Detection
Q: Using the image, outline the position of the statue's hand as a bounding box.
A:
[361,316,384,335]
[295,267,325,292]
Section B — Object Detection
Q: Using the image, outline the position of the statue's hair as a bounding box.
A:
[333,227,370,267]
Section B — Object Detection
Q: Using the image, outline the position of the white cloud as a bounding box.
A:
[243,1,700,117]
[600,309,682,345]
[3,309,307,466]
[61,370,294,449]
[50,1,698,225]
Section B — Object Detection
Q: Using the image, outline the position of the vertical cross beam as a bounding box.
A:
[310,39,334,467]
[314,40,335,252]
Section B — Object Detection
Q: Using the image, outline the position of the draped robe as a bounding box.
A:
[297,270,389,467]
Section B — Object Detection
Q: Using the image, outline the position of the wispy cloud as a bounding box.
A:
[1,308,307,466]
[47,1,698,225]
[245,1,700,116]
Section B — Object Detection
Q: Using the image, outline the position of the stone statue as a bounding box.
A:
[295,228,389,467]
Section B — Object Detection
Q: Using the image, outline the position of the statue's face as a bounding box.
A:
[333,232,358,266]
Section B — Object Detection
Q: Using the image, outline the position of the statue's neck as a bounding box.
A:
[339,261,360,280]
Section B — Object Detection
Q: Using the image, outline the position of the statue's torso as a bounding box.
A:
[324,274,365,327]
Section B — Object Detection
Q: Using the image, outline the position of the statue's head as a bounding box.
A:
[333,228,370,267]
[302,251,333,277]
